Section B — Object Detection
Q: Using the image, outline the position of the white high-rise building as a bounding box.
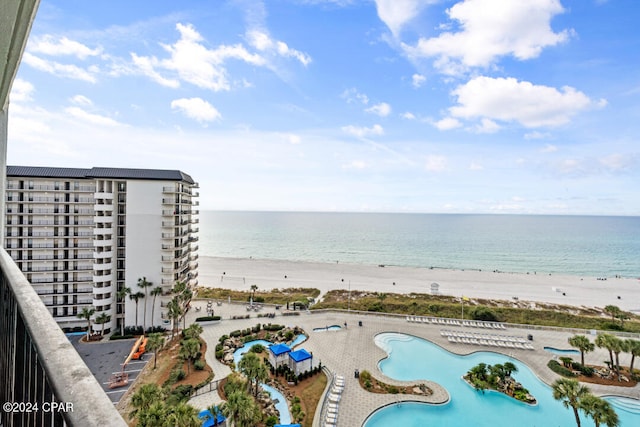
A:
[4,166,199,335]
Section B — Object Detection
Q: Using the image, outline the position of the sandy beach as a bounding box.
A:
[197,256,640,313]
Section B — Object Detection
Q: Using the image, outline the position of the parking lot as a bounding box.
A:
[68,334,150,404]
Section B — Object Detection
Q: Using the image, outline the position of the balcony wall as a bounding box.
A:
[0,248,126,426]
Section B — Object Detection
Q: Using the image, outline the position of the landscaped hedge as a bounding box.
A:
[547,360,576,377]
[195,316,221,322]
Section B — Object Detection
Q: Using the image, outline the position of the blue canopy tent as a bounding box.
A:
[198,408,226,427]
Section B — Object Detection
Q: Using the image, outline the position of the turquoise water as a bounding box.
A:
[312,325,342,332]
[199,212,640,277]
[543,346,580,355]
[232,339,273,366]
[290,334,307,348]
[261,383,292,425]
[365,333,640,427]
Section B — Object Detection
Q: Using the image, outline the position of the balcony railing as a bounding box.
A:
[0,248,126,426]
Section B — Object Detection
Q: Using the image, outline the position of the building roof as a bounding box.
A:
[268,343,291,356]
[6,166,195,184]
[288,349,312,363]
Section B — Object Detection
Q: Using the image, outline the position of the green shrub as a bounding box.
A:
[359,370,372,381]
[194,360,206,370]
[251,344,265,353]
[215,350,224,359]
[547,360,576,377]
[265,416,278,427]
[471,307,498,322]
[195,316,221,322]
[230,330,241,337]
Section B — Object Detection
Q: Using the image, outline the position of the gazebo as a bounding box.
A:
[288,349,313,376]
[268,343,291,369]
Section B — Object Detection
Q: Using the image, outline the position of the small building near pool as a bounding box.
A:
[268,343,291,369]
[288,349,313,375]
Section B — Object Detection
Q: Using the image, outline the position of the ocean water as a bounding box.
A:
[198,211,640,278]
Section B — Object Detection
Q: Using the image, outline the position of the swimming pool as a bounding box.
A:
[364,332,640,426]
[313,325,341,332]
[261,383,292,425]
[290,334,307,348]
[232,339,273,366]
[543,346,580,356]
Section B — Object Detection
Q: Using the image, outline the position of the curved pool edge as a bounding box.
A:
[362,399,451,427]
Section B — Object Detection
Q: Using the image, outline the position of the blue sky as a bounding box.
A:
[8,0,640,215]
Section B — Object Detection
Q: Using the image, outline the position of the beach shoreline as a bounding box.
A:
[196,256,640,313]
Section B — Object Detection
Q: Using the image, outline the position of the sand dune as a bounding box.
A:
[197,256,640,313]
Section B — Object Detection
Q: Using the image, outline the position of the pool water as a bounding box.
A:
[290,334,307,348]
[365,333,640,427]
[543,346,580,356]
[261,383,292,424]
[312,325,341,332]
[232,339,273,366]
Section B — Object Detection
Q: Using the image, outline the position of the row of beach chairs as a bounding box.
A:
[440,330,534,350]
[407,316,506,330]
[325,375,345,427]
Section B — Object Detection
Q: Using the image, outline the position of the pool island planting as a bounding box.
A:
[464,362,537,405]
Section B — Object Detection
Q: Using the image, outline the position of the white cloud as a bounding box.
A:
[10,79,34,102]
[131,53,180,88]
[449,76,602,128]
[433,117,462,130]
[404,0,570,74]
[425,154,447,172]
[540,143,558,153]
[247,30,312,66]
[374,0,436,37]
[402,112,416,120]
[365,102,392,117]
[64,107,120,126]
[171,97,221,123]
[133,23,266,92]
[475,118,500,133]
[412,73,426,88]
[23,52,97,83]
[29,35,102,59]
[341,88,369,105]
[341,124,384,138]
[69,95,93,106]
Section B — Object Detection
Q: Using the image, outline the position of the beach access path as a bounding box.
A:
[186,300,640,427]
[198,256,640,313]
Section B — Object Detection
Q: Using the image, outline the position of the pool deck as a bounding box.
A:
[186,302,640,426]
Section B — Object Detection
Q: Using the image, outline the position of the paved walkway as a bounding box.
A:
[186,301,640,426]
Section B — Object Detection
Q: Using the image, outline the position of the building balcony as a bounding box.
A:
[0,248,126,426]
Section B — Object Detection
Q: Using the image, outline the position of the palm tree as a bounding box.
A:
[150,286,163,330]
[604,305,621,323]
[222,390,254,427]
[137,277,153,332]
[503,361,518,377]
[165,402,200,427]
[130,384,163,421]
[129,291,145,330]
[95,312,111,337]
[116,286,131,335]
[596,334,616,374]
[179,338,201,375]
[138,401,166,427]
[580,394,619,427]
[552,378,591,427]
[77,307,95,340]
[183,323,203,340]
[610,337,627,377]
[238,352,261,396]
[205,404,223,427]
[167,297,183,339]
[146,332,164,369]
[250,284,258,302]
[569,335,595,366]
[625,339,640,375]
